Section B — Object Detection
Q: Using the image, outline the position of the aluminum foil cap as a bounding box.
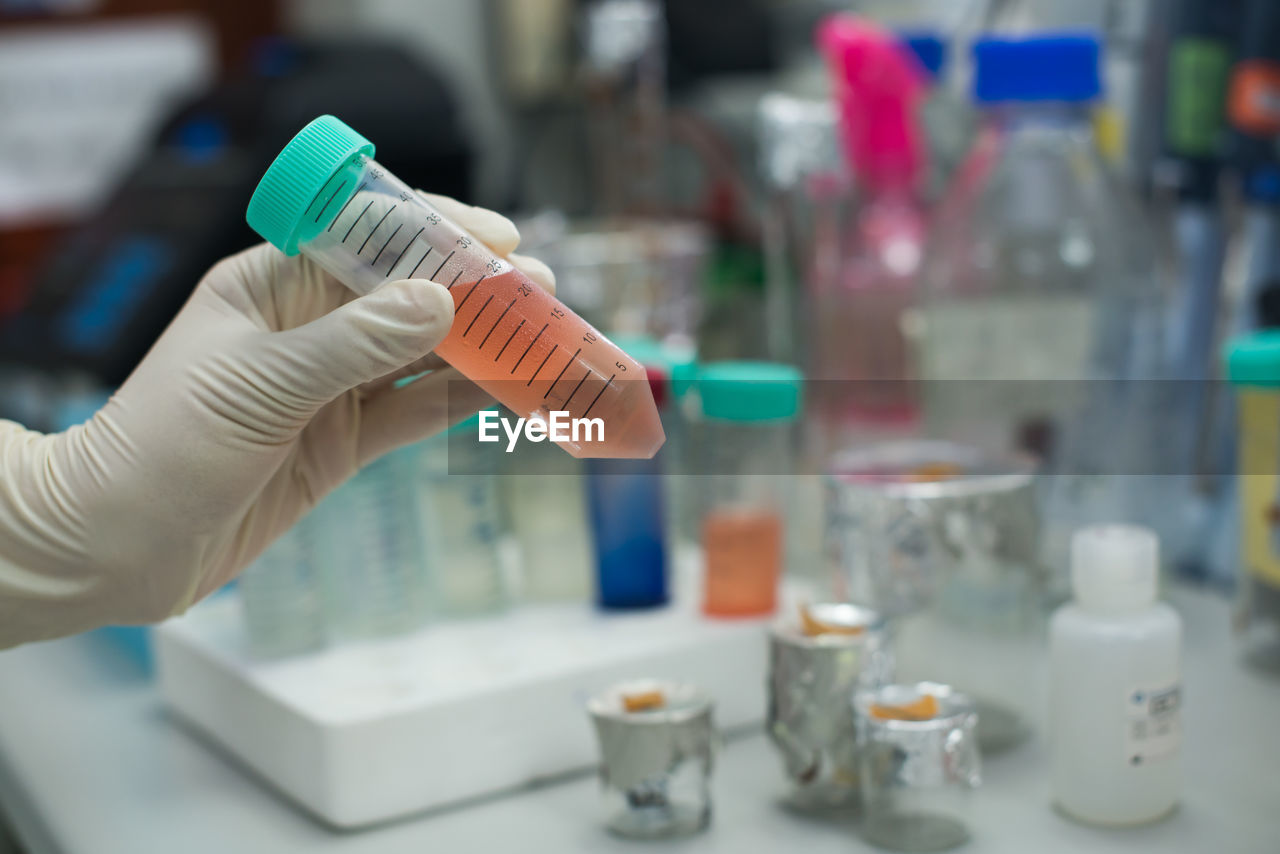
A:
[825,440,1040,621]
[588,679,715,791]
[855,681,981,789]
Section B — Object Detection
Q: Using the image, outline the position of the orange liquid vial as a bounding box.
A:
[701,508,783,617]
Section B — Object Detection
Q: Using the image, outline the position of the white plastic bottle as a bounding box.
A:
[1050,525,1182,826]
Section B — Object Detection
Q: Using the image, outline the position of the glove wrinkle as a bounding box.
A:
[78,407,136,489]
[0,428,80,567]
[218,348,318,435]
[187,357,305,449]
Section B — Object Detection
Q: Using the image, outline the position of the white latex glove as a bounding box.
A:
[0,195,554,648]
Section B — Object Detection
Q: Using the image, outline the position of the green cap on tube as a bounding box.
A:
[697,361,803,422]
[1226,331,1280,388]
[247,115,375,255]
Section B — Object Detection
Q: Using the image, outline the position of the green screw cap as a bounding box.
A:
[1226,331,1280,388]
[247,115,375,255]
[697,361,803,422]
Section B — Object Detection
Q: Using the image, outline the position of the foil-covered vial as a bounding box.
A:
[825,440,1040,621]
[825,441,1043,754]
[855,682,981,852]
[767,603,892,811]
[587,680,715,838]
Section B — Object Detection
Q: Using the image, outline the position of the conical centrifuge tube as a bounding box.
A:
[247,116,665,459]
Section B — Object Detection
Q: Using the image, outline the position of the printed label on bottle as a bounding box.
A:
[1124,682,1181,767]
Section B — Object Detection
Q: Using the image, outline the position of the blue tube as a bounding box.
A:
[587,458,668,609]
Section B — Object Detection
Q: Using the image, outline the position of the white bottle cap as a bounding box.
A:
[1071,524,1158,611]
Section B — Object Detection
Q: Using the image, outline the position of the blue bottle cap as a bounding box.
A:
[973,33,1103,104]
[1246,165,1280,204]
[900,31,947,80]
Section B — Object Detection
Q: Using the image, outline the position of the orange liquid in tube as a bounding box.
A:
[247,116,665,459]
[433,269,664,459]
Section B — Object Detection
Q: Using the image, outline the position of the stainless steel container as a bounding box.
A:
[587,679,715,838]
[767,603,892,811]
[855,682,981,852]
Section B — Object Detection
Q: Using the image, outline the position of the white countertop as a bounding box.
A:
[0,584,1276,853]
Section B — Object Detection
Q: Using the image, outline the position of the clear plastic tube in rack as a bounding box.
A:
[247,115,665,459]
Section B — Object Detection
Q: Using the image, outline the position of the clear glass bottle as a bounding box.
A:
[415,414,508,616]
[757,92,842,367]
[609,336,698,551]
[506,444,593,604]
[237,519,326,658]
[312,445,431,639]
[900,30,976,199]
[916,34,1165,581]
[812,17,929,446]
[693,362,803,618]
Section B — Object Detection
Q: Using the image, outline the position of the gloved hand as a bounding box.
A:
[0,195,553,648]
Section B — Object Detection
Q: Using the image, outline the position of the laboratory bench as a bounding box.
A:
[0,584,1276,854]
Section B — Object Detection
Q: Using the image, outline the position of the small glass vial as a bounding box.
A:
[587,679,715,839]
[607,335,699,550]
[506,447,593,603]
[238,519,326,658]
[312,445,431,639]
[694,362,803,618]
[415,414,508,616]
[499,364,594,603]
[854,682,980,852]
[768,603,892,811]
